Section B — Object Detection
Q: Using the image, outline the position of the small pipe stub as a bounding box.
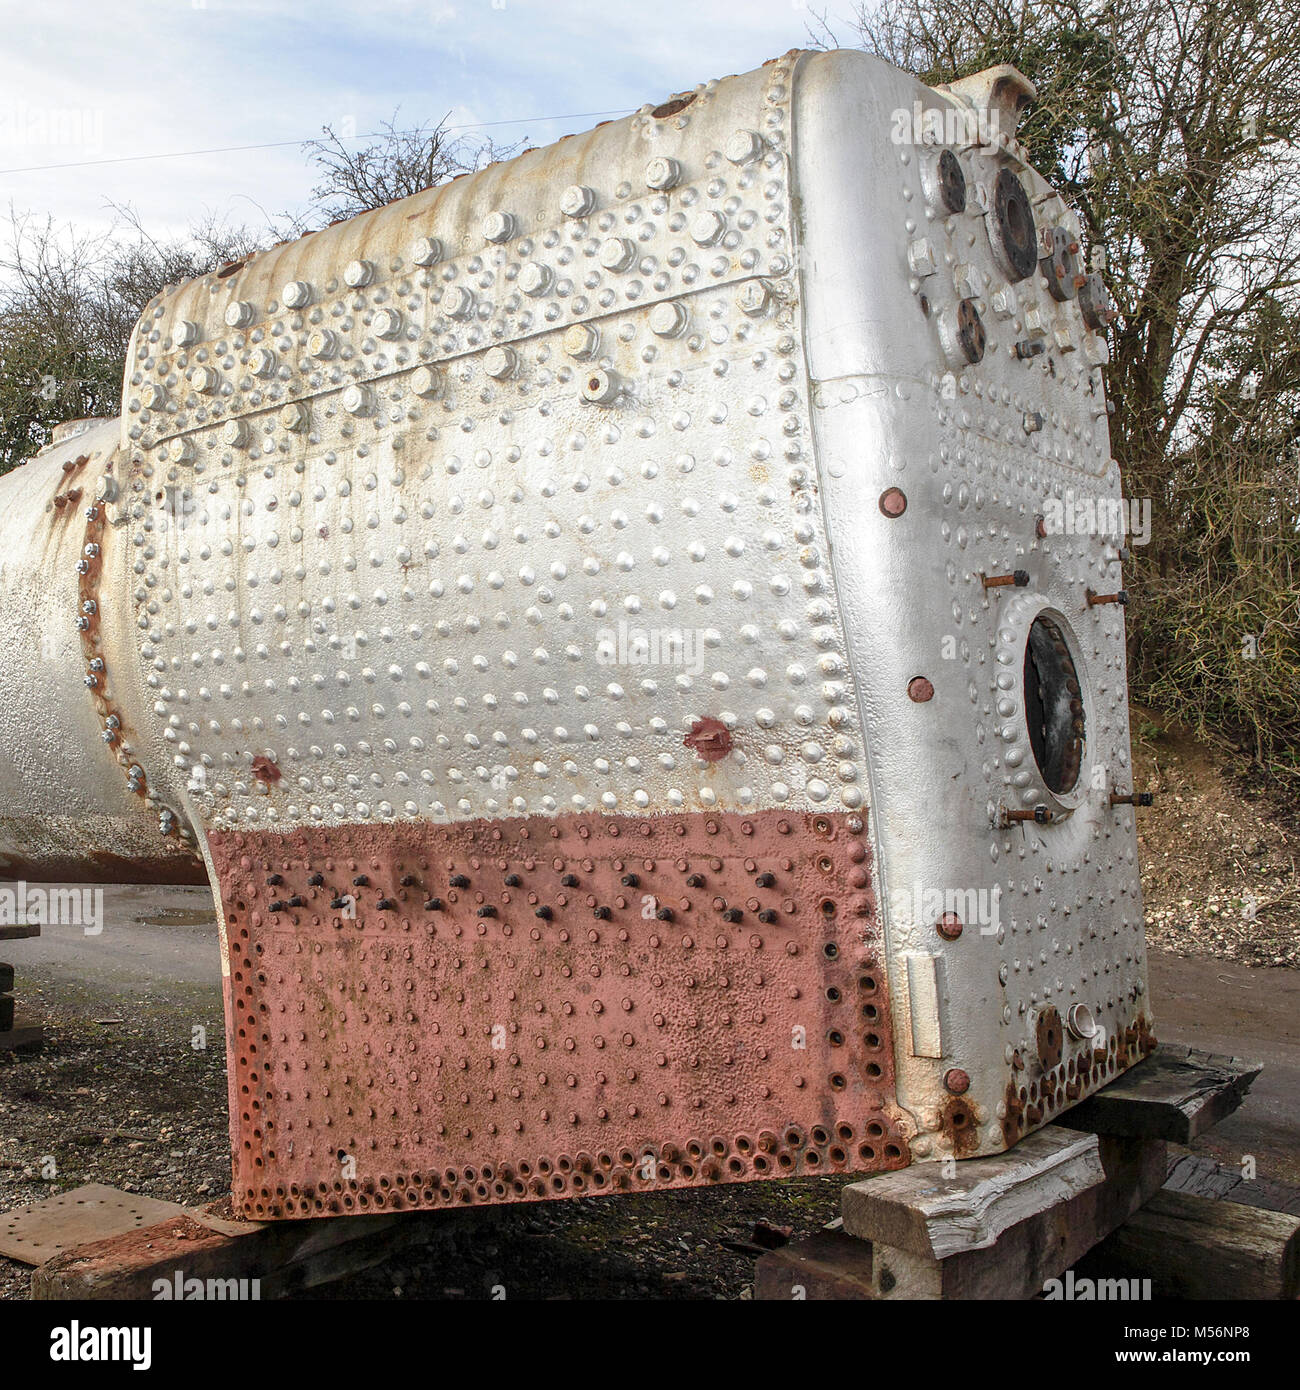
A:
[1003,805,1053,826]
[1109,790,1154,807]
[1086,588,1128,607]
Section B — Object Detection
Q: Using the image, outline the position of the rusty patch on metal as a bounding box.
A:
[209,808,907,1219]
[940,1096,980,1156]
[250,755,282,785]
[1036,1005,1063,1070]
[683,718,732,762]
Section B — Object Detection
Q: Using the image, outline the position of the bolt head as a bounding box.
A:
[725,129,763,164]
[563,324,600,361]
[308,328,338,360]
[225,300,255,328]
[648,300,688,337]
[482,211,515,243]
[372,308,403,339]
[281,280,312,309]
[411,366,443,399]
[737,281,770,316]
[411,236,442,267]
[560,184,595,218]
[484,346,518,380]
[280,402,309,432]
[645,156,681,190]
[344,258,375,288]
[690,211,725,246]
[600,237,636,272]
[519,262,552,297]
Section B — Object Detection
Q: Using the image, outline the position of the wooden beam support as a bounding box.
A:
[1060,1043,1261,1144]
[1082,1190,1299,1300]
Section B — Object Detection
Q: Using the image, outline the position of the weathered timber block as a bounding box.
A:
[754,1230,878,1300]
[1085,1189,1300,1300]
[842,1128,1101,1259]
[0,924,40,941]
[0,962,14,992]
[1,1184,192,1265]
[1060,1043,1261,1143]
[31,1206,440,1300]
[831,1135,1166,1299]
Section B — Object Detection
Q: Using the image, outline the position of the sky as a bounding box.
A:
[0,0,859,243]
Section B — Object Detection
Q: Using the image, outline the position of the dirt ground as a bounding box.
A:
[1,717,1297,1300]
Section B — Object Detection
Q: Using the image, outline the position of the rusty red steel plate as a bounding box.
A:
[209,808,908,1219]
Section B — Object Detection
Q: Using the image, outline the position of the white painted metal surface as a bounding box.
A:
[0,49,1149,1161]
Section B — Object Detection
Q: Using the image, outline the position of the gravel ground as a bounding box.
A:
[1133,713,1300,968]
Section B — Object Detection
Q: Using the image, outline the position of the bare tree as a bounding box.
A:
[0,209,261,471]
[814,0,1300,776]
[302,112,521,221]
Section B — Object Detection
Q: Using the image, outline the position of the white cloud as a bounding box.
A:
[0,0,832,239]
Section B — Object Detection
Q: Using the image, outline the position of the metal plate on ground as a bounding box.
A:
[0,1183,190,1265]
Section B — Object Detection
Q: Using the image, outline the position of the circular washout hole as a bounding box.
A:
[1023,614,1085,794]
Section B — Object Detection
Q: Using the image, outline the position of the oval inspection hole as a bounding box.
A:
[1023,614,1084,794]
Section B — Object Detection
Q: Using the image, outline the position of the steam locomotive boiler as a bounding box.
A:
[0,49,1153,1219]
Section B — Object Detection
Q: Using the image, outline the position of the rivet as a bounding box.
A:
[908,676,935,703]
[936,913,963,941]
[944,1068,971,1095]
